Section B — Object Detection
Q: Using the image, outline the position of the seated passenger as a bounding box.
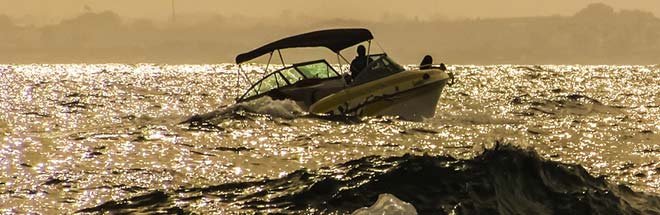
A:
[420,55,433,70]
[350,45,368,78]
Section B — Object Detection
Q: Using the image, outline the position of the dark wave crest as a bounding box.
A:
[78,143,660,214]
[512,93,624,116]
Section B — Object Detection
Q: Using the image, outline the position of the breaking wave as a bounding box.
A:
[78,143,660,214]
[181,96,305,126]
[235,96,305,119]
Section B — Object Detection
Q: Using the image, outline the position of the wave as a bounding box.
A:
[77,143,660,214]
[180,97,366,129]
[180,96,305,126]
[512,94,624,116]
[235,96,305,119]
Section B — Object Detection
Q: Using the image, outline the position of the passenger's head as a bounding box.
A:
[357,45,366,56]
[421,55,433,66]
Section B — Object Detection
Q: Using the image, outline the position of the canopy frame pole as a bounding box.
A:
[338,53,351,65]
[237,64,253,86]
[264,52,273,73]
[264,52,279,88]
[364,40,372,70]
[336,53,342,73]
[277,49,286,66]
[337,53,352,75]
[337,52,351,72]
[234,65,240,88]
[374,40,386,53]
[367,40,372,56]
[236,64,254,101]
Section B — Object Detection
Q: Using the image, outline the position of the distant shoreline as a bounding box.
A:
[2,3,660,65]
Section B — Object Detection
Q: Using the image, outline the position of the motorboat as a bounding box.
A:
[234,28,453,121]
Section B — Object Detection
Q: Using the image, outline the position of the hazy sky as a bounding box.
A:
[1,0,659,25]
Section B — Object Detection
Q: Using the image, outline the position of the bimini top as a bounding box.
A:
[235,28,373,64]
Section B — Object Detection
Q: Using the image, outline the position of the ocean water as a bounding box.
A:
[1,64,659,214]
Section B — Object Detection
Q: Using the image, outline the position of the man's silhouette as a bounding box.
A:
[350,45,368,78]
[420,55,433,70]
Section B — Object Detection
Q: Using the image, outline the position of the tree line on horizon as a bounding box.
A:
[1,3,659,64]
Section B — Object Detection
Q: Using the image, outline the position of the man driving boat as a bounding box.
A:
[350,45,368,78]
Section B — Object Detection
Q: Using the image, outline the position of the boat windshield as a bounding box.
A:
[352,54,405,85]
[239,60,340,101]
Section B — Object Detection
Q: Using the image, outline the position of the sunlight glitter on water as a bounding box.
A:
[1,64,659,214]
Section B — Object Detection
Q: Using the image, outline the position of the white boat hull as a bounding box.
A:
[366,79,447,121]
[309,69,451,121]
